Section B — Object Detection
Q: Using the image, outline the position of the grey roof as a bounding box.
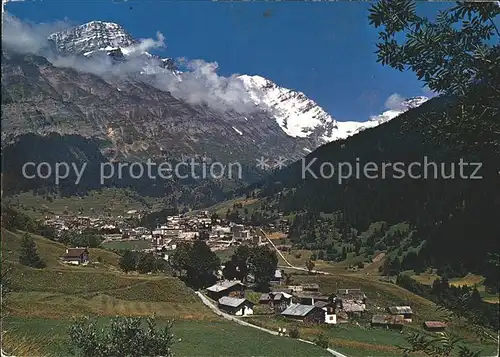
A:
[206,280,244,292]
[372,314,404,325]
[337,288,366,301]
[281,304,317,317]
[274,269,283,279]
[260,292,293,302]
[273,293,283,301]
[259,293,271,302]
[341,301,365,312]
[314,301,329,308]
[218,296,251,308]
[388,306,413,315]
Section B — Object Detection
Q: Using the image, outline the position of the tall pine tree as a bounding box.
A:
[19,233,46,269]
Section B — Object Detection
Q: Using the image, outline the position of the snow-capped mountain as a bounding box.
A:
[48,21,136,56]
[238,74,428,144]
[3,18,430,167]
[47,21,178,71]
[46,21,428,148]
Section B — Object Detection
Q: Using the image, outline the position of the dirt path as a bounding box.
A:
[260,229,331,275]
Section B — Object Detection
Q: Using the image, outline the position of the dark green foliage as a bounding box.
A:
[223,245,278,291]
[396,275,499,331]
[288,326,300,339]
[399,330,481,357]
[136,252,156,274]
[169,242,190,276]
[59,232,104,248]
[169,241,220,289]
[248,245,278,290]
[185,240,220,287]
[222,245,251,282]
[368,0,499,95]
[306,260,315,274]
[119,250,138,274]
[313,333,329,349]
[68,315,175,357]
[18,232,46,269]
[1,204,40,232]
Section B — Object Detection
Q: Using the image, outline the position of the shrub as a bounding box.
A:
[314,333,329,349]
[288,326,300,339]
[68,315,175,357]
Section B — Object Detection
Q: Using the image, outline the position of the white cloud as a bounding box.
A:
[384,93,407,111]
[121,31,165,55]
[1,13,260,114]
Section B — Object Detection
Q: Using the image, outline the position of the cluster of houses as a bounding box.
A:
[43,214,125,235]
[204,280,361,324]
[204,279,447,332]
[150,213,266,261]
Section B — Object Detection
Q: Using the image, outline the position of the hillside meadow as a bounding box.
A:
[1,229,328,357]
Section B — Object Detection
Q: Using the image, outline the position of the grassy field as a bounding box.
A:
[4,316,330,357]
[196,196,261,218]
[6,188,164,218]
[278,244,498,306]
[100,239,151,251]
[407,270,499,304]
[1,229,329,357]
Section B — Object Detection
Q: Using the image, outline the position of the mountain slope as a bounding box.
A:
[249,83,499,285]
[239,74,428,145]
[1,17,430,206]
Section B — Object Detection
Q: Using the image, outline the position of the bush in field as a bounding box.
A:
[288,326,300,339]
[314,333,329,349]
[68,315,175,357]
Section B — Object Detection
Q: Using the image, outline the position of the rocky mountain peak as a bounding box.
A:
[48,20,136,56]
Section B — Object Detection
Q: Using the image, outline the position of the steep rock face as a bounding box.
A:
[1,51,316,164]
[48,21,136,56]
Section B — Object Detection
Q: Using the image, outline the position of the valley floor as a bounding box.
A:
[2,228,498,357]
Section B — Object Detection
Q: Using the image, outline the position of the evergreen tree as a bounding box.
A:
[19,232,45,269]
[186,240,220,288]
[119,250,138,274]
[248,245,278,290]
[136,252,156,274]
[306,259,315,274]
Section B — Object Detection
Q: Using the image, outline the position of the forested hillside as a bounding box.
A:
[250,1,500,290]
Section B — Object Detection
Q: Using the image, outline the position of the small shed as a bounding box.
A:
[387,306,413,321]
[206,280,245,300]
[281,303,325,324]
[371,314,405,330]
[60,248,89,265]
[218,297,254,316]
[423,321,447,332]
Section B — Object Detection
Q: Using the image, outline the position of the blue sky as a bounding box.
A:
[5,0,450,122]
